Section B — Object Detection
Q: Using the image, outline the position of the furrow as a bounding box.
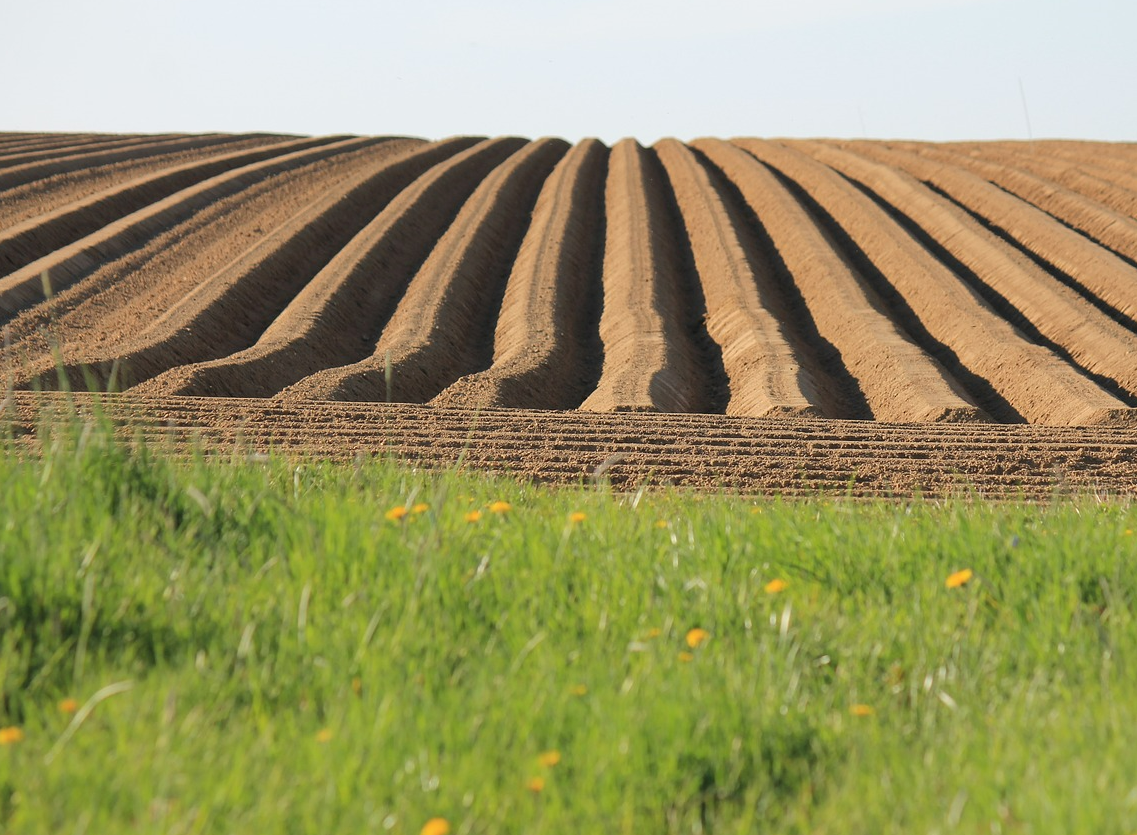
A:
[0,133,129,159]
[0,133,187,169]
[828,141,1137,325]
[32,138,458,390]
[427,139,608,410]
[0,135,392,324]
[0,135,342,276]
[733,139,1136,427]
[1,139,426,389]
[137,137,522,398]
[580,140,712,413]
[0,135,298,232]
[281,137,570,404]
[886,142,1137,265]
[653,139,823,418]
[0,133,262,192]
[690,139,984,423]
[794,140,1137,403]
[936,142,1137,222]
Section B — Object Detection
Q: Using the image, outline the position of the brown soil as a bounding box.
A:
[3,133,1137,495]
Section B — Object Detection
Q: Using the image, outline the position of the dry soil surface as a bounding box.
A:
[3,132,1137,495]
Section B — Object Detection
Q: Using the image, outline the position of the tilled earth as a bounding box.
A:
[3,133,1137,495]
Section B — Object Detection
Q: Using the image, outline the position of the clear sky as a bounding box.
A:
[3,0,1134,144]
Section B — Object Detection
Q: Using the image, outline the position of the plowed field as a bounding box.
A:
[3,132,1137,495]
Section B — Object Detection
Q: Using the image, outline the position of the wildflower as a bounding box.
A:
[526,776,545,793]
[678,651,694,663]
[412,503,430,514]
[945,568,974,589]
[465,511,483,523]
[488,500,512,514]
[654,520,669,529]
[0,727,24,745]
[685,628,711,649]
[764,578,788,594]
[315,728,333,743]
[420,818,451,835]
[849,704,875,717]
[538,750,561,768]
[569,511,587,523]
[644,628,662,639]
[569,684,588,696]
[59,698,80,714]
[385,505,408,521]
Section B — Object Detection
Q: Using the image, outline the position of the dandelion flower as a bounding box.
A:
[569,684,588,696]
[678,651,694,663]
[538,750,561,768]
[764,578,788,594]
[420,818,451,835]
[315,728,333,743]
[644,628,662,639]
[654,520,670,529]
[526,776,545,793]
[58,698,80,714]
[412,503,430,514]
[685,628,711,649]
[569,511,587,523]
[385,506,408,521]
[0,727,24,745]
[945,568,974,589]
[465,510,483,523]
[489,500,512,514]
[849,704,875,717]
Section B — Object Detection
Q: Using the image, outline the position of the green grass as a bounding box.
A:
[2,417,1137,833]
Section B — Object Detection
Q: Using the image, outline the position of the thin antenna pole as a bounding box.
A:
[1018,77,1034,148]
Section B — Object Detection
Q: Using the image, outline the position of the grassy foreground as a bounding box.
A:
[1,421,1136,834]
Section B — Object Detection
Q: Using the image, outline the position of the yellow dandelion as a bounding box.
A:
[1126,529,1133,536]
[412,503,430,514]
[0,727,24,745]
[465,510,483,523]
[58,697,80,714]
[764,578,788,594]
[526,776,546,793]
[569,511,587,523]
[420,818,451,835]
[654,520,670,529]
[569,684,588,696]
[537,750,561,768]
[385,505,408,521]
[351,677,362,696]
[945,568,974,589]
[678,651,695,663]
[315,728,333,743]
[849,704,875,717]
[644,627,662,639]
[489,500,512,514]
[685,628,711,649]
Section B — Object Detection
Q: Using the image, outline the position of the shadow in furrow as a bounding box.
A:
[845,176,1137,407]
[643,147,730,414]
[922,181,1137,338]
[690,146,871,420]
[757,160,1025,424]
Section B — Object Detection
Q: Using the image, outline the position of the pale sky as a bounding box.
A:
[3,0,1134,144]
